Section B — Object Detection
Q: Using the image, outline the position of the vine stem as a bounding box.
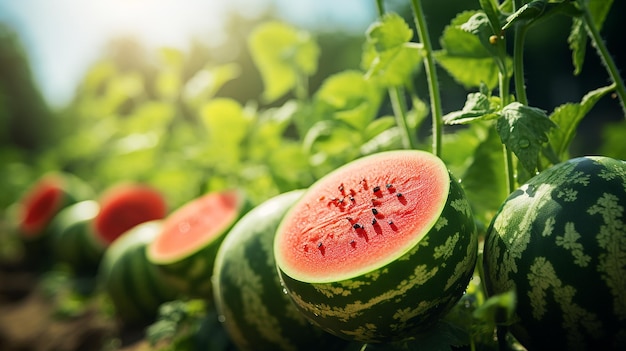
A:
[409,0,443,157]
[579,1,626,117]
[513,25,529,106]
[389,87,416,149]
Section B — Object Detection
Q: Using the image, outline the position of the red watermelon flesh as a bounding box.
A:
[149,190,241,263]
[19,174,67,237]
[94,184,168,245]
[276,151,449,282]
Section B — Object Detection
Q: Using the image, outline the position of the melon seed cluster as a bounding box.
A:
[314,178,408,253]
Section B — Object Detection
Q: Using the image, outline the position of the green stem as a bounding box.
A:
[513,25,529,105]
[580,2,626,117]
[499,72,516,194]
[389,87,415,149]
[410,0,443,157]
[375,0,385,16]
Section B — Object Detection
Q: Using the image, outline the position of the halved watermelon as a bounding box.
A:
[17,172,93,238]
[274,150,478,343]
[93,183,168,245]
[147,189,250,300]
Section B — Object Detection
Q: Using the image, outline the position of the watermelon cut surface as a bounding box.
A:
[276,151,449,283]
[147,189,249,298]
[17,172,93,238]
[274,150,477,343]
[94,183,167,245]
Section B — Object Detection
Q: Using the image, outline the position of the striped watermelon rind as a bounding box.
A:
[146,190,253,300]
[275,151,478,343]
[483,156,626,350]
[98,220,178,326]
[213,189,349,351]
[48,200,106,275]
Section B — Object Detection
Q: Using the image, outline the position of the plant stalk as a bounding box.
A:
[389,87,416,149]
[513,25,529,106]
[410,0,443,157]
[580,2,626,117]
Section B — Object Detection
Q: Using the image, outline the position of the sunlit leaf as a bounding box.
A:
[80,61,116,95]
[159,47,185,70]
[496,102,556,173]
[443,91,500,125]
[452,124,508,225]
[548,84,615,160]
[121,101,175,134]
[200,98,252,168]
[568,0,614,75]
[156,69,182,101]
[435,11,512,89]
[362,12,423,87]
[248,21,320,102]
[315,70,382,131]
[183,63,241,106]
[364,116,396,140]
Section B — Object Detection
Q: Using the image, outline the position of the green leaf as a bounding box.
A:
[443,92,500,125]
[435,11,511,89]
[315,70,382,131]
[479,0,503,36]
[362,13,423,87]
[456,125,508,226]
[496,102,556,174]
[365,12,413,51]
[501,0,547,30]
[200,98,252,169]
[248,21,320,102]
[568,17,587,76]
[183,63,241,106]
[568,0,614,75]
[548,84,615,160]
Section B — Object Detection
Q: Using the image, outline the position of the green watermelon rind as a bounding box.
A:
[146,190,254,300]
[483,156,626,350]
[99,220,178,325]
[275,153,478,343]
[213,190,348,351]
[48,200,106,274]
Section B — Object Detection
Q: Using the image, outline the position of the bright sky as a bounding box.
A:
[0,0,375,107]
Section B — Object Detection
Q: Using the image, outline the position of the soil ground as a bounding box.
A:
[0,260,151,351]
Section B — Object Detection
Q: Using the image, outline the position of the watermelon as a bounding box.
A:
[274,150,478,343]
[99,220,178,326]
[483,156,626,350]
[147,189,250,300]
[16,172,93,238]
[48,200,106,275]
[94,183,168,245]
[213,190,349,351]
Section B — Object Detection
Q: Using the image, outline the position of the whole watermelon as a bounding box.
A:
[483,156,626,350]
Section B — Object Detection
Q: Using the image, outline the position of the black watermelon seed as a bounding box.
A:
[386,183,393,189]
[349,196,355,202]
[388,220,394,225]
[353,223,362,229]
[373,186,381,193]
[318,242,323,248]
[372,208,378,215]
[372,218,377,225]
[396,193,403,198]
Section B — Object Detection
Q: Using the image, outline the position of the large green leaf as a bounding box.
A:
[362,12,423,87]
[568,0,614,75]
[248,21,320,102]
[435,11,511,89]
[548,84,615,160]
[314,70,382,131]
[496,102,556,174]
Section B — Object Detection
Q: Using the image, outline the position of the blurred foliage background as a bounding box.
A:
[1,0,625,211]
